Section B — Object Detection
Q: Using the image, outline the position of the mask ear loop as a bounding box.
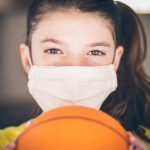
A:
[25,46,33,66]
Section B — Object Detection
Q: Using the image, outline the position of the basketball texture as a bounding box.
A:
[16,106,128,150]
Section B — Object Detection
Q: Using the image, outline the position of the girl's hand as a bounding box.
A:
[128,132,149,150]
[2,142,16,150]
[2,133,149,150]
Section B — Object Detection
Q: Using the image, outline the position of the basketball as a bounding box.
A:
[16,106,128,150]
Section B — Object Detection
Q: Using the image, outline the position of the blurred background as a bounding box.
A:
[0,0,150,128]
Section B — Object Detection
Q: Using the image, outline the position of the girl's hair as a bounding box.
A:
[26,0,150,142]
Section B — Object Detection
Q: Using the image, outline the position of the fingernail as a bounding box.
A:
[132,145,136,150]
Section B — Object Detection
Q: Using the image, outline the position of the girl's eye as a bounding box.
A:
[44,48,63,55]
[87,50,106,56]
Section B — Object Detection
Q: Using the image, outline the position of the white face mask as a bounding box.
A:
[27,65,117,112]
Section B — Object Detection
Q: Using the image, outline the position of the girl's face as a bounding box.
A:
[20,10,123,73]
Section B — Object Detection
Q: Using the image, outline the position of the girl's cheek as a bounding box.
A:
[33,55,114,66]
[84,55,114,66]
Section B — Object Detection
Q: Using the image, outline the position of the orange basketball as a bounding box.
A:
[16,106,128,150]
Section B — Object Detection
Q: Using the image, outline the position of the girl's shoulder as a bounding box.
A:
[145,128,150,138]
[145,128,150,147]
[0,121,30,149]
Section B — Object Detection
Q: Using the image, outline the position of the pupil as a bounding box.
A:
[92,50,99,55]
[52,49,57,53]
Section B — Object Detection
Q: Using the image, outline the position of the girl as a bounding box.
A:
[2,0,150,149]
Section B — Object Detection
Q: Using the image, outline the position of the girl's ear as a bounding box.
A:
[19,44,31,74]
[113,46,124,71]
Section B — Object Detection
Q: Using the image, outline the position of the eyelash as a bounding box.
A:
[87,50,106,56]
[44,48,63,55]
[44,48,106,56]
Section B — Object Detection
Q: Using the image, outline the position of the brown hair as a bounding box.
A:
[26,0,150,142]
[101,2,150,142]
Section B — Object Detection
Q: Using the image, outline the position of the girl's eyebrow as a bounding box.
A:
[40,37,111,47]
[40,37,64,44]
[87,41,111,47]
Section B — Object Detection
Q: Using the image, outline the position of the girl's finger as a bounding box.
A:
[3,142,16,150]
[128,132,149,150]
[128,144,134,150]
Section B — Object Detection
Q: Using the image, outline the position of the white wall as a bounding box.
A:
[0,11,30,100]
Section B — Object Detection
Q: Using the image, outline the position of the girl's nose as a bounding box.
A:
[63,55,86,66]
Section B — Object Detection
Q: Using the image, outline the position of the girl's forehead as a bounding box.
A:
[32,10,114,46]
